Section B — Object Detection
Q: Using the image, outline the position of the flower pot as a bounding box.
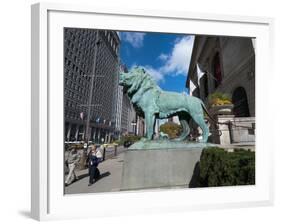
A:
[209,104,234,115]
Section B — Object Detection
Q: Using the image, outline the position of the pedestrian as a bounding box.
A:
[65,147,81,186]
[87,145,102,186]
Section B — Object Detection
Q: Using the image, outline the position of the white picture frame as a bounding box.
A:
[31,2,274,221]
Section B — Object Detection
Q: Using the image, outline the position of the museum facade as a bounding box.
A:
[186,35,255,144]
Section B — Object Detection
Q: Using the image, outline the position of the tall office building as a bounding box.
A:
[64,28,120,143]
[113,84,124,139]
[121,93,136,135]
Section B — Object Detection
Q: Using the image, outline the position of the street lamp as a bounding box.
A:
[81,31,100,169]
[85,31,100,146]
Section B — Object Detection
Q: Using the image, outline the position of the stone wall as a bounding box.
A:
[209,115,255,145]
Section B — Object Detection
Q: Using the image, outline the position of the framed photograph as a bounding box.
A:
[31,2,274,221]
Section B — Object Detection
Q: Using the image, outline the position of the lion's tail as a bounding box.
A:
[200,100,217,124]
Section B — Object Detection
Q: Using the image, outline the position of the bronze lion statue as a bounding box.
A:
[119,67,209,143]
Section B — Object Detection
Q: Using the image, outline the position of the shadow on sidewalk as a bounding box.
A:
[65,171,112,187]
[77,171,111,182]
[95,171,111,183]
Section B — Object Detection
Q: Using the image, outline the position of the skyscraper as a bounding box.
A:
[64,28,120,143]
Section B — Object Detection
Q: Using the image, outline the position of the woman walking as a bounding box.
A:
[87,145,102,186]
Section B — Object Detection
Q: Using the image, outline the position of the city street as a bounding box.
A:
[65,146,127,194]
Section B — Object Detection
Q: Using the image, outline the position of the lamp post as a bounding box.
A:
[80,31,100,169]
[85,30,100,146]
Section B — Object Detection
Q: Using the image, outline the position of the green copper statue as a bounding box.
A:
[119,67,209,143]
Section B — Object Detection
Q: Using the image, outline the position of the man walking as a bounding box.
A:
[65,147,81,186]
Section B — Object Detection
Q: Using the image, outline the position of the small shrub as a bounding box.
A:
[197,147,255,187]
[64,143,84,151]
[119,135,141,145]
[160,122,182,139]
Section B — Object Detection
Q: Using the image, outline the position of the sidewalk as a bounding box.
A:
[65,149,126,194]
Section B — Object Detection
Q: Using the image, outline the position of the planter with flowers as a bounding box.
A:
[208,92,234,115]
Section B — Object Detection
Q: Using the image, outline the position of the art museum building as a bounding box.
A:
[186,35,255,145]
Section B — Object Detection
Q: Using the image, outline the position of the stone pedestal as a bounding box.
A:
[210,115,255,145]
[121,147,204,191]
[217,115,235,145]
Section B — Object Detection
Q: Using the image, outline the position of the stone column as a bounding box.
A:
[66,124,71,142]
[92,128,96,142]
[108,133,111,143]
[75,125,79,141]
[82,125,86,141]
[97,129,101,143]
[105,132,109,143]
[217,115,235,145]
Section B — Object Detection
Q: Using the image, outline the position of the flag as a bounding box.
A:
[252,38,256,54]
[189,80,196,96]
[103,119,106,124]
[196,63,205,86]
[109,121,112,126]
[96,117,100,123]
[80,112,84,120]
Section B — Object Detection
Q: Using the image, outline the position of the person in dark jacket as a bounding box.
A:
[87,145,102,186]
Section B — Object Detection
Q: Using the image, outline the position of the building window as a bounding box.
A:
[232,87,250,117]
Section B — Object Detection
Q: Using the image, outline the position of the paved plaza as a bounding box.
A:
[64,144,255,194]
[65,147,126,194]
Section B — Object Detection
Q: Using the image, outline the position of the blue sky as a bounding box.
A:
[119,31,194,93]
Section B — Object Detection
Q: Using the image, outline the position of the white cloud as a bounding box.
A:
[160,36,194,76]
[129,64,164,83]
[140,65,164,83]
[127,35,194,86]
[158,53,168,61]
[121,32,146,48]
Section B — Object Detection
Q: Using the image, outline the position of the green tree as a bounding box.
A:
[159,122,182,139]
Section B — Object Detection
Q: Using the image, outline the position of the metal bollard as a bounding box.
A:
[103,146,106,161]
